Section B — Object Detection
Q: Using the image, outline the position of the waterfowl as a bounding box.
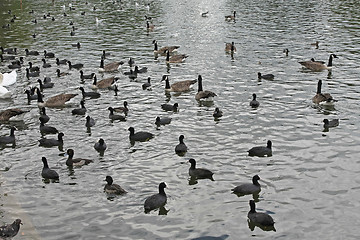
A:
[225,11,236,21]
[56,69,69,77]
[41,157,59,180]
[225,42,236,53]
[299,54,338,71]
[250,93,260,108]
[124,69,137,80]
[232,175,261,195]
[188,159,214,180]
[79,86,101,99]
[248,200,275,228]
[258,72,274,80]
[56,58,68,65]
[0,69,16,86]
[25,49,39,56]
[0,219,22,239]
[312,80,335,104]
[68,61,83,70]
[155,116,171,126]
[104,176,127,194]
[248,140,272,157]
[323,119,339,128]
[39,117,58,135]
[311,41,319,48]
[0,54,15,61]
[44,50,55,58]
[7,60,21,69]
[153,40,180,55]
[91,76,117,89]
[39,107,50,123]
[38,132,64,147]
[37,88,77,108]
[142,77,151,90]
[80,70,95,80]
[24,89,38,102]
[146,21,154,30]
[102,50,110,59]
[201,11,209,17]
[175,135,187,155]
[98,58,123,72]
[0,127,16,145]
[108,107,126,121]
[37,78,54,91]
[28,62,40,72]
[161,103,178,111]
[213,107,223,118]
[113,101,129,114]
[1,47,17,55]
[128,127,154,142]
[66,149,93,167]
[72,100,86,115]
[165,50,188,63]
[26,68,39,78]
[85,115,95,128]
[128,58,135,67]
[134,65,148,74]
[94,138,107,152]
[163,75,197,92]
[72,42,81,48]
[144,182,167,213]
[0,85,11,99]
[195,75,217,101]
[283,48,289,56]
[0,108,26,121]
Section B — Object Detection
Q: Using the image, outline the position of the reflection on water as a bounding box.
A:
[1,0,360,239]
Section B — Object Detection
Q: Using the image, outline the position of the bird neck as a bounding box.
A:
[317,81,322,94]
[165,79,170,89]
[198,80,203,92]
[327,55,333,67]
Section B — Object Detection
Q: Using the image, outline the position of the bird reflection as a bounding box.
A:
[247,219,276,232]
[232,192,260,202]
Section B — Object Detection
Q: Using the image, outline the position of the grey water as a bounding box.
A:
[0,0,360,239]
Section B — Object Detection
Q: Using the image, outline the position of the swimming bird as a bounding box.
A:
[0,69,16,86]
[104,176,127,194]
[24,88,39,102]
[79,87,101,99]
[0,54,15,61]
[1,47,17,54]
[232,175,261,195]
[165,50,188,63]
[299,54,338,71]
[56,69,69,77]
[66,149,93,167]
[128,57,135,67]
[155,116,171,126]
[25,48,39,56]
[128,127,154,142]
[56,58,68,65]
[37,78,54,91]
[80,70,95,80]
[213,107,223,118]
[225,11,236,21]
[44,50,55,58]
[68,61,83,70]
[311,41,319,49]
[225,42,236,53]
[312,80,335,104]
[72,100,86,115]
[248,140,272,157]
[250,93,260,108]
[39,117,58,135]
[38,132,64,147]
[161,102,178,111]
[163,75,197,92]
[248,200,275,228]
[144,182,167,213]
[72,42,81,49]
[42,58,51,68]
[201,11,209,17]
[39,107,50,123]
[98,58,123,72]
[258,72,274,80]
[195,75,217,101]
[28,62,40,72]
[0,127,16,145]
[91,76,117,89]
[26,68,39,78]
[108,107,126,121]
[41,157,59,180]
[37,88,77,108]
[94,138,107,152]
[175,135,187,155]
[134,66,148,74]
[0,85,11,99]
[0,108,26,121]
[85,115,95,128]
[188,159,214,180]
[0,219,22,239]
[142,77,151,90]
[283,48,289,56]
[153,40,180,55]
[146,21,154,30]
[112,101,128,115]
[102,50,110,59]
[7,60,21,69]
[323,119,339,129]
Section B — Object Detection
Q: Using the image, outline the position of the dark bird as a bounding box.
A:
[80,70,95,80]
[0,127,16,145]
[44,50,55,58]
[323,119,339,129]
[161,103,178,112]
[232,175,261,195]
[108,107,126,121]
[113,101,129,114]
[155,116,171,126]
[248,140,272,157]
[142,77,151,90]
[250,94,260,108]
[41,157,59,180]
[94,138,107,152]
[213,107,223,118]
[85,115,95,128]
[0,219,22,239]
[68,61,83,70]
[56,58,68,65]
[56,69,69,77]
[72,100,86,115]
[175,135,187,155]
[25,49,39,56]
[258,72,274,80]
[248,200,275,230]
[128,127,154,142]
[39,107,50,123]
[42,58,51,68]
[39,117,58,135]
[28,62,40,72]
[37,78,54,91]
[104,176,127,194]
[188,159,214,181]
[144,182,167,213]
[79,87,101,99]
[66,149,93,167]
[38,132,64,147]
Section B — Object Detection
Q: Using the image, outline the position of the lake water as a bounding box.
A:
[1,0,360,239]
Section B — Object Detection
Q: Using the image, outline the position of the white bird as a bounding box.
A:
[95,17,104,26]
[0,70,17,86]
[0,85,11,99]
